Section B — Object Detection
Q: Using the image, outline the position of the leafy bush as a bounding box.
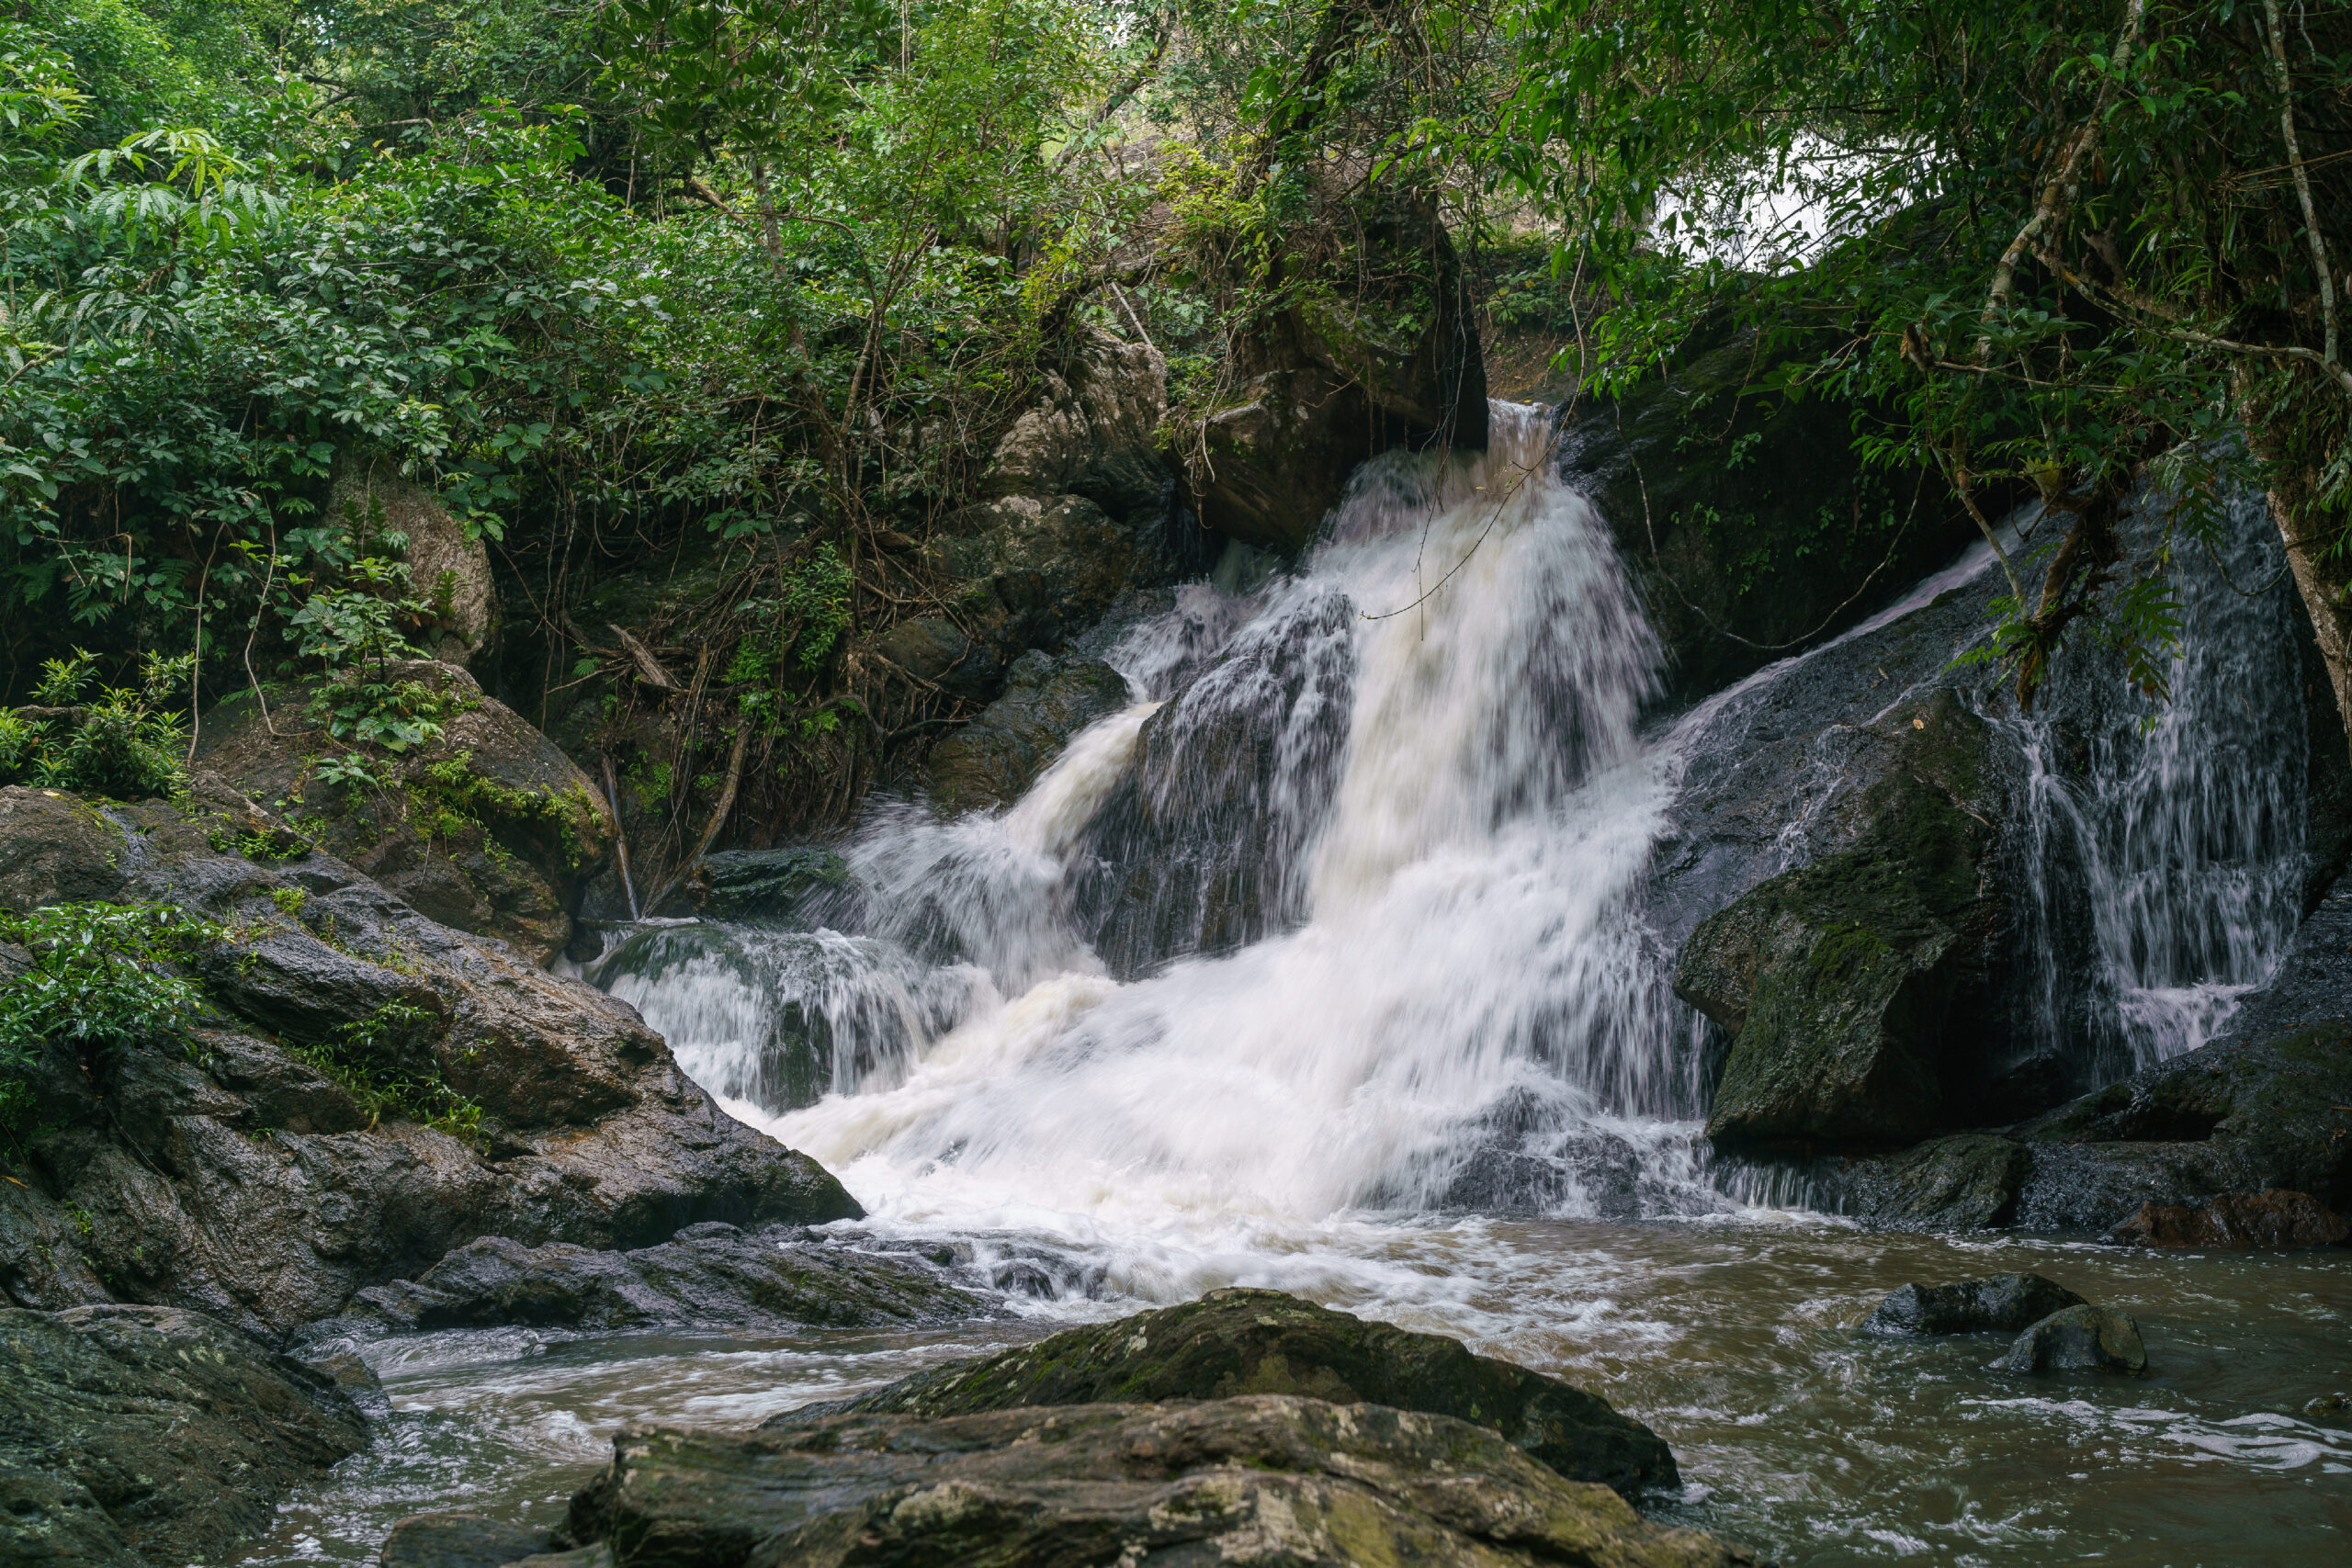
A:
[0,900,220,1131]
[0,649,192,799]
[290,1000,482,1142]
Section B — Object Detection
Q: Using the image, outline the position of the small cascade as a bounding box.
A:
[1997,485,2309,1085]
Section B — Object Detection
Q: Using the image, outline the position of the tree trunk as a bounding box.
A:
[2267,479,2352,764]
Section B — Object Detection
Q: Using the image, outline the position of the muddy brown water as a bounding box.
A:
[248,1217,2351,1568]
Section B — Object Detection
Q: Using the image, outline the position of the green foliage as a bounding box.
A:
[1486,0,2352,704]
[2,649,191,798]
[0,901,220,1128]
[288,999,483,1141]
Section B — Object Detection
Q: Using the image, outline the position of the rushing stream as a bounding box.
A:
[254,409,2351,1566]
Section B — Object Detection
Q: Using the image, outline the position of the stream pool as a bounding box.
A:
[247,1215,2352,1568]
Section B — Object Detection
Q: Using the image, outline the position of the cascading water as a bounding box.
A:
[599,404,1719,1280]
[1997,485,2310,1086]
[285,416,2352,1568]
[598,414,2323,1258]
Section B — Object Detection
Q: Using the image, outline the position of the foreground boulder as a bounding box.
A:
[772,1286,1678,1498]
[0,783,859,1342]
[1991,1305,2148,1375]
[379,1512,553,1568]
[0,1303,368,1567]
[307,1224,987,1339]
[1861,1273,2087,1336]
[560,1398,1753,1568]
[2111,1190,2350,1248]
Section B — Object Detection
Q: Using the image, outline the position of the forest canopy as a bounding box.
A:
[1,0,2346,822]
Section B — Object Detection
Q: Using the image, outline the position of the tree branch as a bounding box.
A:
[1977,0,2148,362]
[2263,0,2339,369]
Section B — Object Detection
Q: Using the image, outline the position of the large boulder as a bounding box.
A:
[309,1224,987,1338]
[0,1303,368,1567]
[195,660,615,963]
[1860,1273,2087,1336]
[0,786,861,1342]
[1990,1304,2147,1375]
[558,1397,1754,1568]
[2110,1190,2350,1248]
[332,458,499,665]
[773,1286,1678,1499]
[1179,193,1487,555]
[1676,692,2007,1150]
[1554,320,1978,703]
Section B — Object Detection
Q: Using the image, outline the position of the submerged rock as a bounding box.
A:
[769,1285,1679,1498]
[1991,1304,2148,1375]
[312,1224,989,1337]
[1861,1273,2087,1336]
[0,1303,368,1567]
[380,1513,554,1568]
[2110,1190,2350,1249]
[564,1397,1754,1568]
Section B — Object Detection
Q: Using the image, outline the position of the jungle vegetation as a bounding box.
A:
[0,1,2344,849]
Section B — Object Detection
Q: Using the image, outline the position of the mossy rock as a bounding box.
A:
[1555,320,1982,703]
[194,661,614,962]
[766,1286,1679,1499]
[1679,694,2006,1151]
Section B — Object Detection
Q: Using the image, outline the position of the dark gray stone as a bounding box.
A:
[1861,1273,2088,1336]
[313,1227,989,1338]
[924,652,1132,813]
[0,1304,368,1567]
[1991,1304,2148,1374]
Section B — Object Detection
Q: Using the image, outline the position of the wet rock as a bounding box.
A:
[2302,1393,2351,1422]
[1555,320,1978,704]
[313,1225,988,1337]
[923,651,1133,813]
[1828,1133,2030,1229]
[0,798,861,1342]
[0,785,127,912]
[1080,587,1355,976]
[770,1285,1678,1498]
[566,1397,1755,1568]
[379,1512,553,1568]
[1179,193,1487,555]
[1861,1273,2087,1336]
[1679,701,2007,1151]
[196,660,614,962]
[0,1303,368,1567]
[683,846,848,923]
[2110,1190,2351,1248]
[1990,1304,2148,1375]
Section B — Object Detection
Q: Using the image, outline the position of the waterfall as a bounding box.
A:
[594,410,2318,1268]
[1995,485,2308,1091]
